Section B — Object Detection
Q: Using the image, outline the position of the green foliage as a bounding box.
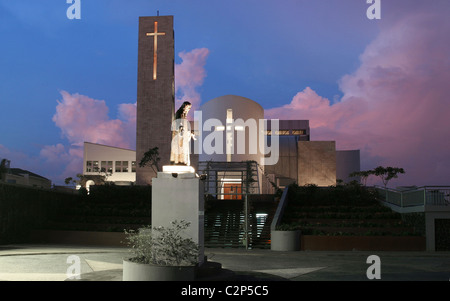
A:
[278,182,420,237]
[42,185,152,232]
[349,166,405,187]
[124,220,199,266]
[349,170,372,186]
[372,166,405,188]
[287,181,377,207]
[0,159,7,181]
[139,147,161,173]
[0,183,81,244]
[401,213,425,236]
[275,224,301,231]
[88,185,151,204]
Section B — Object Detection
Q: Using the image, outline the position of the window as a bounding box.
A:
[86,161,100,172]
[275,130,290,135]
[292,129,306,135]
[115,161,129,172]
[123,161,129,172]
[101,161,113,173]
[93,161,99,172]
[132,161,136,172]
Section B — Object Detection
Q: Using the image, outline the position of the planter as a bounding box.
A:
[270,230,301,251]
[122,258,197,281]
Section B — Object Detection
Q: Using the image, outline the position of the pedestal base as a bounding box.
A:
[152,166,204,264]
[162,165,195,174]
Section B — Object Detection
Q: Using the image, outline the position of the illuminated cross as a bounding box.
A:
[146,21,166,80]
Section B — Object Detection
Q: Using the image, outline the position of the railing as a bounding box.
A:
[375,185,450,207]
[270,186,289,231]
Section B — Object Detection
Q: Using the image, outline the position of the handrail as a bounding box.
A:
[270,186,289,231]
[375,185,450,207]
[374,185,450,191]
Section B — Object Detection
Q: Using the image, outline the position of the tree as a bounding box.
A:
[65,173,86,187]
[65,173,106,188]
[64,177,75,186]
[139,147,161,174]
[349,170,373,186]
[373,166,405,189]
[0,159,7,182]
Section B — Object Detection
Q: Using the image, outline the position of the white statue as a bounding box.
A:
[170,102,196,166]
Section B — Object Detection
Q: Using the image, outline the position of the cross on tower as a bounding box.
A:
[146,21,166,80]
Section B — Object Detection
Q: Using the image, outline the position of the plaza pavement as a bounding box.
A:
[0,244,449,281]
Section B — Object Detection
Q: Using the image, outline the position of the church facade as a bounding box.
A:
[82,15,360,193]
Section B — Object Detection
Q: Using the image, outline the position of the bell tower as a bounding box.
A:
[136,16,175,185]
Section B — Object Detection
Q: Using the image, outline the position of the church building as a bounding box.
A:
[82,15,360,194]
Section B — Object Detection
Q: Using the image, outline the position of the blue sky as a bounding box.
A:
[1,0,449,186]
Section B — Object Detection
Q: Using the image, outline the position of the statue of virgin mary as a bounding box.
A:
[170,101,196,166]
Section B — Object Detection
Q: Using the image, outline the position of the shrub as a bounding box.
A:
[124,220,199,266]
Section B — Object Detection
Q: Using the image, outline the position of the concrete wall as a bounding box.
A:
[336,150,360,183]
[298,141,336,186]
[83,142,136,183]
[425,205,450,251]
[264,136,298,185]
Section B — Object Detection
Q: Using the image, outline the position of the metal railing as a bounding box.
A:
[270,186,289,231]
[375,185,450,207]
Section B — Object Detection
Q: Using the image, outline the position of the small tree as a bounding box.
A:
[349,170,373,186]
[139,147,161,174]
[65,173,106,188]
[0,159,7,182]
[65,173,88,186]
[373,166,405,189]
[64,177,75,186]
[124,220,198,266]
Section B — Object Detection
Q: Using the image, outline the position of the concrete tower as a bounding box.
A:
[136,16,175,185]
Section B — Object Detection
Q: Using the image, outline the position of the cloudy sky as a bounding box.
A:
[0,0,449,187]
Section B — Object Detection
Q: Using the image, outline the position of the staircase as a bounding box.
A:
[204,197,277,249]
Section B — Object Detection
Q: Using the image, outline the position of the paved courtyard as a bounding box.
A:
[0,244,449,281]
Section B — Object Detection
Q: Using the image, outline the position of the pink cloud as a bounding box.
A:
[175,48,210,114]
[52,91,133,149]
[39,143,81,180]
[36,91,137,183]
[0,144,41,173]
[266,10,450,187]
[0,143,77,183]
[36,48,210,184]
[117,102,137,149]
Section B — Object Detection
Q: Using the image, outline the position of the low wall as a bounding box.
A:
[301,235,426,251]
[30,230,127,247]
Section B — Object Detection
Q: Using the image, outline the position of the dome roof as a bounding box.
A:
[200,95,264,112]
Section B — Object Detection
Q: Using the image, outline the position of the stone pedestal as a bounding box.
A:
[151,166,204,264]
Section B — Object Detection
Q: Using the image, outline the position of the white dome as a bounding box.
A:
[198,95,265,164]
